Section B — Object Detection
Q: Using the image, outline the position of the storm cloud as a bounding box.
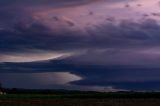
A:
[1,0,160,91]
[1,18,160,53]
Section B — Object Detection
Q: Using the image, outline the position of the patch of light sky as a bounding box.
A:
[0,51,73,62]
[32,0,160,33]
[0,72,82,89]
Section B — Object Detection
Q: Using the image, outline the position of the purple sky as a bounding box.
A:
[1,0,160,91]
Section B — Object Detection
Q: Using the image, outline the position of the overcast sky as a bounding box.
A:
[1,0,160,91]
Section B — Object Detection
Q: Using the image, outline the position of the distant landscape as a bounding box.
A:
[1,89,160,106]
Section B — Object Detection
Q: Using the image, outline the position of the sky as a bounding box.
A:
[1,0,160,91]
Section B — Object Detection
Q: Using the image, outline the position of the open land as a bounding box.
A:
[1,90,160,106]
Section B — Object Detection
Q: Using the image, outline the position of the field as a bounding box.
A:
[1,91,160,106]
[1,98,160,106]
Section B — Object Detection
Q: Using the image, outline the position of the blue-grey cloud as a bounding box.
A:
[1,57,160,90]
[0,0,86,6]
[0,18,160,53]
[0,0,130,6]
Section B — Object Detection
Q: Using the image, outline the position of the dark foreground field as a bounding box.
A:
[1,98,160,106]
[1,91,160,106]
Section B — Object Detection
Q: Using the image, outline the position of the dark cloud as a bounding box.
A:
[1,18,160,53]
[0,0,129,5]
[0,0,84,6]
[1,57,160,90]
[0,0,94,26]
[1,0,160,90]
[151,13,160,17]
[70,67,160,90]
[0,21,85,53]
[65,20,75,27]
[72,80,160,90]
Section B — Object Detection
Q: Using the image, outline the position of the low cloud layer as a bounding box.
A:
[2,56,160,90]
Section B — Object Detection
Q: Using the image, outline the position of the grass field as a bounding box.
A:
[1,92,160,106]
[1,98,160,106]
